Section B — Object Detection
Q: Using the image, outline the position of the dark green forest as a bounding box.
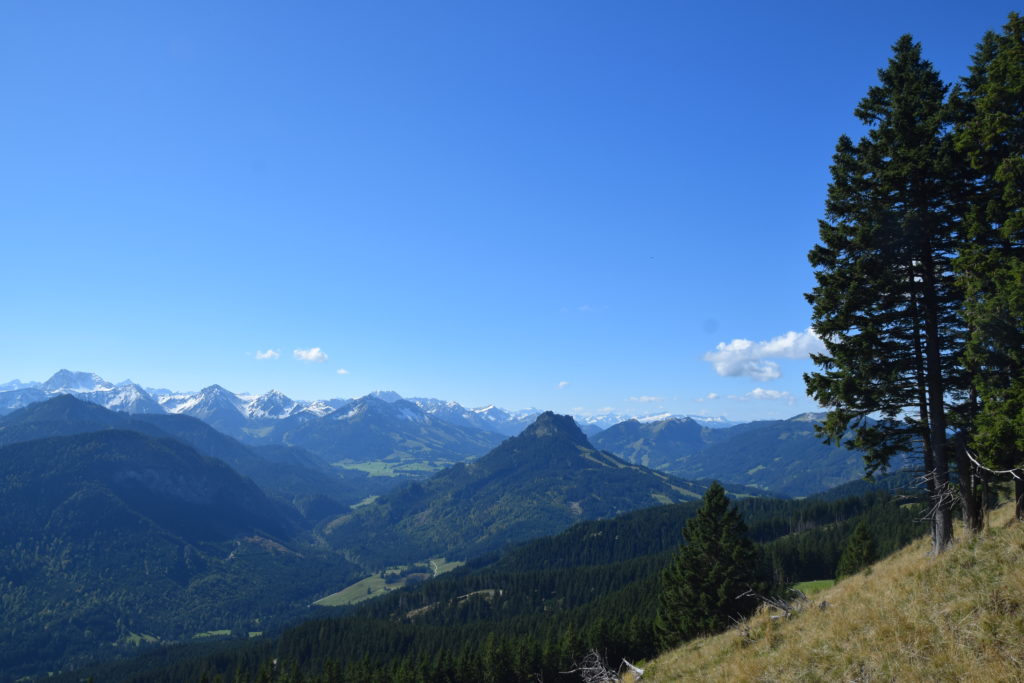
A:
[63,477,924,682]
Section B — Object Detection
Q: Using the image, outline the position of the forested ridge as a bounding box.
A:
[63,477,923,682]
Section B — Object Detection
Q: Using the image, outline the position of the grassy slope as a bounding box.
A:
[313,558,465,607]
[647,504,1024,681]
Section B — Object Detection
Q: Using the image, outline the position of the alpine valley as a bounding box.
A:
[0,371,911,682]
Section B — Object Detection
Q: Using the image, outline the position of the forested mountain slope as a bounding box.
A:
[0,429,361,682]
[69,474,925,682]
[321,412,728,568]
[0,396,381,518]
[592,413,900,496]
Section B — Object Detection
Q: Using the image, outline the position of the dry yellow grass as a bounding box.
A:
[645,505,1024,682]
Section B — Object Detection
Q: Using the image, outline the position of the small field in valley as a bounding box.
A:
[313,557,465,607]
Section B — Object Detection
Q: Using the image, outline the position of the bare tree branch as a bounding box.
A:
[964,448,1024,480]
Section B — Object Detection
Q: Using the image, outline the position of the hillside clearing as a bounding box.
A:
[646,504,1024,681]
[313,558,465,607]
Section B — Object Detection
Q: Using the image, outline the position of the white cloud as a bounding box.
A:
[336,368,349,375]
[703,327,824,380]
[628,395,663,403]
[294,347,328,363]
[556,381,570,389]
[255,349,279,360]
[740,388,795,403]
[695,392,720,403]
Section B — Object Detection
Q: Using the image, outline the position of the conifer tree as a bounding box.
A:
[653,482,758,650]
[953,13,1024,520]
[805,35,965,553]
[836,521,877,578]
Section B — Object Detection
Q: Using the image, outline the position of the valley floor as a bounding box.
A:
[646,504,1024,682]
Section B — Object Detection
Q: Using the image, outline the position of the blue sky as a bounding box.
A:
[1,1,1017,421]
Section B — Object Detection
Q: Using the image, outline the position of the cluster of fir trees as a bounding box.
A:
[805,12,1024,554]
[651,482,918,649]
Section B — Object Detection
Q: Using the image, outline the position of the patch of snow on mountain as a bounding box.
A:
[335,404,364,421]
[158,394,193,413]
[245,389,302,419]
[300,400,337,417]
[398,406,426,423]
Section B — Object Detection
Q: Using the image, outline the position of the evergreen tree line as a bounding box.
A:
[652,481,922,648]
[63,485,923,682]
[805,12,1024,554]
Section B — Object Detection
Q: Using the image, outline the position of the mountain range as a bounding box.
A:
[0,396,756,680]
[591,413,902,496]
[320,412,757,568]
[0,382,919,682]
[0,369,736,436]
[0,396,377,519]
[0,370,891,497]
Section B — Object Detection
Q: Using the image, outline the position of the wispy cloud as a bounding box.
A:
[336,368,349,375]
[255,349,279,360]
[733,387,794,403]
[628,395,663,403]
[698,389,794,404]
[744,388,794,402]
[556,381,570,389]
[294,347,328,363]
[703,328,824,380]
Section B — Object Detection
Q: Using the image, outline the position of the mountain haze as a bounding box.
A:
[323,412,730,568]
[592,413,897,496]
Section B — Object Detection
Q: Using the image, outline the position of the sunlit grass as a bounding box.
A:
[646,504,1024,681]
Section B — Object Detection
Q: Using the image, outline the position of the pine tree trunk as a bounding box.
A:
[1016,478,1024,522]
[921,253,953,554]
[912,305,938,548]
[954,433,983,535]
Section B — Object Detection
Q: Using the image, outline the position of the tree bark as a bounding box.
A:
[920,252,953,554]
[1016,478,1024,523]
[954,433,983,535]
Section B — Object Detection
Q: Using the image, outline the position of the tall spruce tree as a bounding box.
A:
[805,35,966,554]
[653,482,758,650]
[836,521,877,578]
[953,13,1024,520]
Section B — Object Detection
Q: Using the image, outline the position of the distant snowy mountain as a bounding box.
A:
[0,387,49,414]
[0,370,162,415]
[41,370,113,393]
[90,381,164,414]
[411,398,541,437]
[368,390,403,403]
[245,389,303,420]
[575,412,740,433]
[0,370,742,435]
[0,379,41,392]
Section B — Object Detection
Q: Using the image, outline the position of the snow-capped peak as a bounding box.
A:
[245,390,301,419]
[41,369,113,393]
